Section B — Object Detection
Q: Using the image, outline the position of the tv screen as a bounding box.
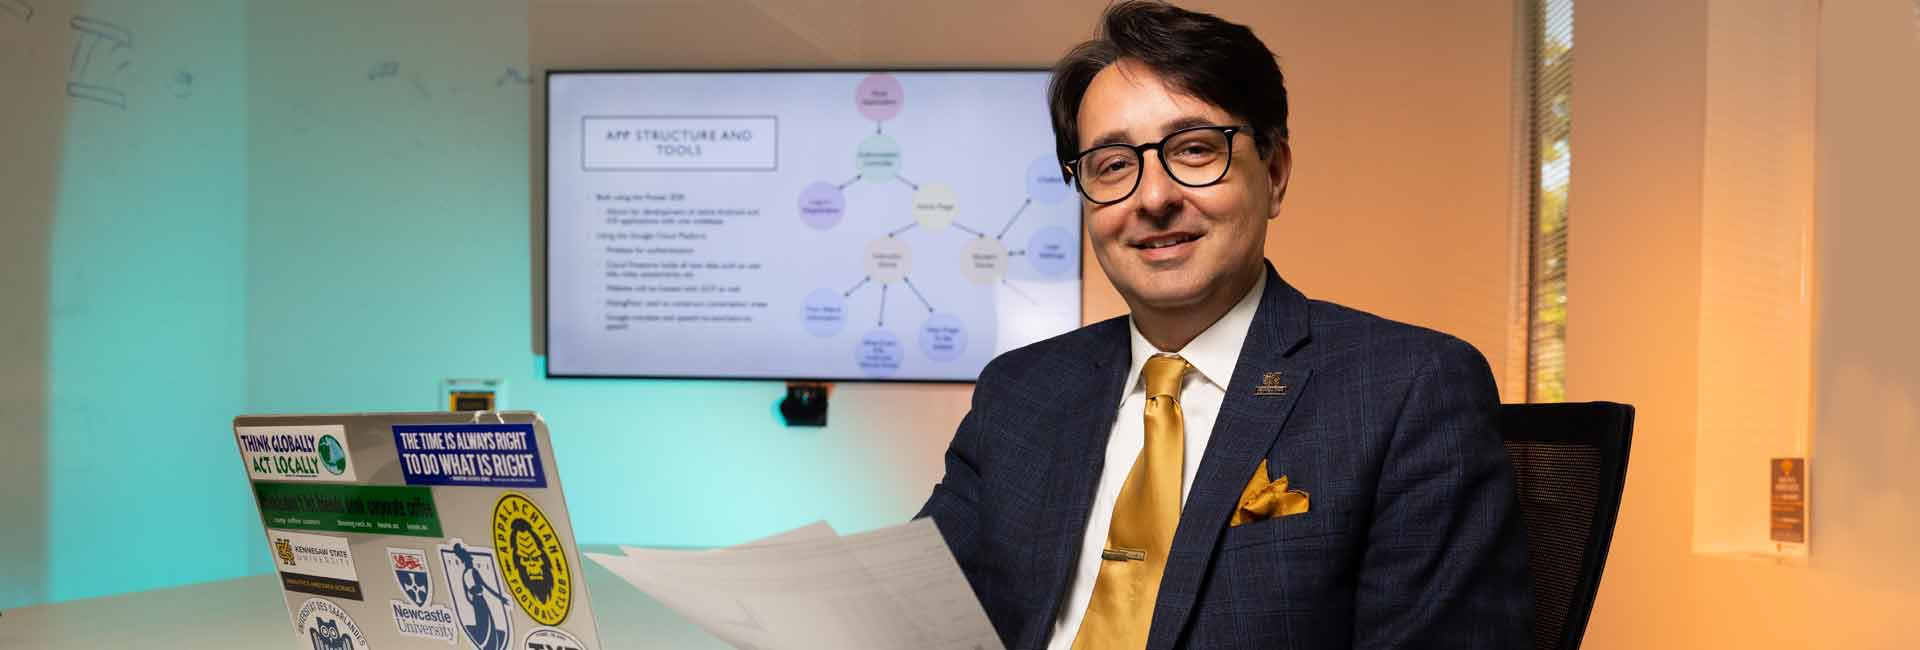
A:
[545,70,1083,381]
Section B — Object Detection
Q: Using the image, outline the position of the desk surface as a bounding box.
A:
[0,545,731,649]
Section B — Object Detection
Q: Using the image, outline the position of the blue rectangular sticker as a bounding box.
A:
[392,424,548,488]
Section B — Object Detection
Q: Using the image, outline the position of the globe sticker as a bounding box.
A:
[236,425,359,483]
[317,434,349,476]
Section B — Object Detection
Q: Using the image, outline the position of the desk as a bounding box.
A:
[0,545,730,649]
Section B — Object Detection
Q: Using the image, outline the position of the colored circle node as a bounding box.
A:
[855,74,904,122]
[912,183,959,231]
[802,288,847,337]
[1028,226,1076,277]
[1026,155,1073,203]
[855,134,901,184]
[857,330,903,378]
[865,237,912,284]
[961,237,1008,285]
[919,313,968,362]
[797,182,846,230]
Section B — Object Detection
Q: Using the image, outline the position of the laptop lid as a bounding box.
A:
[233,410,602,650]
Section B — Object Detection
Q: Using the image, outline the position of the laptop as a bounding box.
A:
[232,411,603,650]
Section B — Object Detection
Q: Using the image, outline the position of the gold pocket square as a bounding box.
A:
[1230,459,1311,527]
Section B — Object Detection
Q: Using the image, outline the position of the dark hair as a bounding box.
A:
[1048,1,1289,168]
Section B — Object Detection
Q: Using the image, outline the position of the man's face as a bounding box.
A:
[1075,59,1289,315]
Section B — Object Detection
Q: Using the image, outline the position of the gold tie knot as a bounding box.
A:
[1143,354,1192,401]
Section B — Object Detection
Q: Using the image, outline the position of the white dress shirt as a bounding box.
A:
[1047,273,1268,649]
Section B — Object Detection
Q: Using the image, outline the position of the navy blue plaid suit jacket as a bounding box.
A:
[917,263,1533,649]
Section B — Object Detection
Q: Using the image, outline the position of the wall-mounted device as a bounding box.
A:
[779,382,831,427]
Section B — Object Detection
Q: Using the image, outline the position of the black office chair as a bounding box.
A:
[1498,401,1634,650]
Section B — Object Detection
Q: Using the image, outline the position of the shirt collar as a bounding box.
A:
[1123,271,1268,395]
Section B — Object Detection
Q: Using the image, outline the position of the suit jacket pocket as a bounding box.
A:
[1221,505,1349,551]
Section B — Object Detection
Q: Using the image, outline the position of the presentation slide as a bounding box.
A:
[546,71,1083,380]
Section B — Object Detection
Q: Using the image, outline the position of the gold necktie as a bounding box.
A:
[1073,354,1192,650]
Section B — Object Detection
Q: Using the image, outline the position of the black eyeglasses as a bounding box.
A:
[1062,124,1253,205]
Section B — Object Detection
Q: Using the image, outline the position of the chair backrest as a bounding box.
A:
[1498,401,1634,650]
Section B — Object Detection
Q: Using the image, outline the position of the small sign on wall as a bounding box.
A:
[441,378,505,412]
[1770,457,1808,546]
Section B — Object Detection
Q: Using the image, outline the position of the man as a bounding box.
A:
[916,2,1534,649]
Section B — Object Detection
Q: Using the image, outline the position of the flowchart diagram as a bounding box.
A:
[794,74,1078,377]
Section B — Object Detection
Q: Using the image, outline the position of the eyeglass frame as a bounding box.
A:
[1060,124,1267,205]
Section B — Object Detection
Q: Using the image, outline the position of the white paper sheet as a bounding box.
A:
[588,519,1002,650]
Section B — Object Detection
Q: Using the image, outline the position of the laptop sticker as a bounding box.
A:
[269,529,363,601]
[296,598,370,650]
[523,627,588,650]
[493,492,573,626]
[387,547,459,644]
[440,538,514,650]
[254,483,443,538]
[238,425,358,483]
[393,424,548,489]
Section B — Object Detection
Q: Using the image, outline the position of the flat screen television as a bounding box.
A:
[545,70,1084,381]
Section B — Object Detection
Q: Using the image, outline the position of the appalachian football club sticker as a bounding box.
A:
[491,491,572,626]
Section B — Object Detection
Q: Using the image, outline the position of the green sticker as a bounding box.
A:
[253,482,443,538]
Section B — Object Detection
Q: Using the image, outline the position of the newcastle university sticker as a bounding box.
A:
[388,547,458,644]
[393,424,548,488]
[389,548,434,607]
[492,492,573,626]
[237,425,358,482]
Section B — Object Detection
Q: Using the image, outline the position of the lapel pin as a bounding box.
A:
[1254,372,1289,396]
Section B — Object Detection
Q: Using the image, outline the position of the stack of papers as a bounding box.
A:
[587,519,1004,650]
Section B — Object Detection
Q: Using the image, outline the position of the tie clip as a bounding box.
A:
[1101,548,1147,562]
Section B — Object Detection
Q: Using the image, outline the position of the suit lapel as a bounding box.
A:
[1030,319,1131,648]
[1147,265,1315,650]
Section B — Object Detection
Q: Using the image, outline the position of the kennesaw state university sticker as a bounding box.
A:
[387,547,458,644]
[492,492,572,626]
[296,598,370,650]
[523,627,588,650]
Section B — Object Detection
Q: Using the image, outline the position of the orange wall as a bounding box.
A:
[1567,0,1739,645]
[1808,1,1920,640]
[1569,0,1822,646]
[1574,0,1920,648]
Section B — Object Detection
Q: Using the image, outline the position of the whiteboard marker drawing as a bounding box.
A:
[68,16,132,109]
